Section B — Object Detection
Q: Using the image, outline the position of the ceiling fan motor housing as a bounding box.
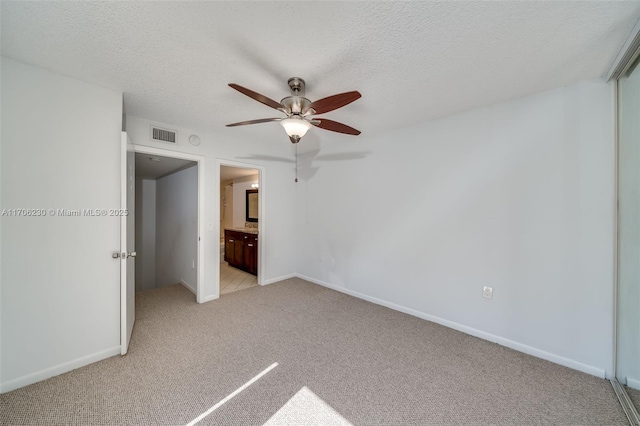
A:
[281,96,312,115]
[283,77,313,115]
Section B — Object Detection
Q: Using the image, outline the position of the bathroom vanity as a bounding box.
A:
[224,229,258,275]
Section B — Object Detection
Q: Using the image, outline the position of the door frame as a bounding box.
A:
[131,144,206,303]
[120,132,136,355]
[216,159,265,293]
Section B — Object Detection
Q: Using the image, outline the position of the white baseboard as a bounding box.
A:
[261,273,296,286]
[180,279,196,295]
[295,274,606,379]
[200,294,219,303]
[627,377,640,390]
[0,346,121,394]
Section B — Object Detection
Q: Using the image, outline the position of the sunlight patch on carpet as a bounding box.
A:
[264,386,353,426]
[185,362,278,425]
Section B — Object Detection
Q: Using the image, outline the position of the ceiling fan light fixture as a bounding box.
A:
[281,117,312,138]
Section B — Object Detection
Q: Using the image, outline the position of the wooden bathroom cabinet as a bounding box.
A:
[224,229,258,275]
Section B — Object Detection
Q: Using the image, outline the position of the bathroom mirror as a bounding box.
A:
[246,189,258,222]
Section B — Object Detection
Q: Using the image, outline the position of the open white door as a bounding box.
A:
[120,132,136,355]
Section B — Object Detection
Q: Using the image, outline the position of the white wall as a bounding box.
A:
[0,57,123,391]
[232,173,259,228]
[295,80,616,377]
[155,165,198,291]
[135,177,157,292]
[125,115,298,294]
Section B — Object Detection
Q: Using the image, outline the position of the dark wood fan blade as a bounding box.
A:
[308,91,361,114]
[226,118,282,127]
[312,118,361,135]
[228,84,284,110]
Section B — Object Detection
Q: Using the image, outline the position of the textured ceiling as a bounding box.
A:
[135,153,195,180]
[2,1,639,143]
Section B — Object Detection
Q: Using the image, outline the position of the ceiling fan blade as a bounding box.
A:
[307,91,361,114]
[228,84,285,111]
[226,118,282,127]
[312,118,361,135]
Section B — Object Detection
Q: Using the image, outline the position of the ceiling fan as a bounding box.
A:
[226,77,361,143]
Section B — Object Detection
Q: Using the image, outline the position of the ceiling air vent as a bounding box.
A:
[150,126,177,144]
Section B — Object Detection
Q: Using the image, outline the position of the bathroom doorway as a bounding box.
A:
[218,163,263,296]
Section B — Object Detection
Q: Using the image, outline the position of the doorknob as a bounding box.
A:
[127,252,137,258]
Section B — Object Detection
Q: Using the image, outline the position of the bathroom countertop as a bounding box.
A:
[225,227,259,235]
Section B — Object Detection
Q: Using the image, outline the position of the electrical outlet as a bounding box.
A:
[192,260,196,269]
[275,251,280,259]
[482,286,493,299]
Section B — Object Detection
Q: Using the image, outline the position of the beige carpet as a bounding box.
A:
[0,278,628,425]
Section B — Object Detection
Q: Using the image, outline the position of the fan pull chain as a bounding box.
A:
[295,143,298,183]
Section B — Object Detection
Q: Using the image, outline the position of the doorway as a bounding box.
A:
[218,162,263,296]
[131,145,205,301]
[135,152,198,295]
